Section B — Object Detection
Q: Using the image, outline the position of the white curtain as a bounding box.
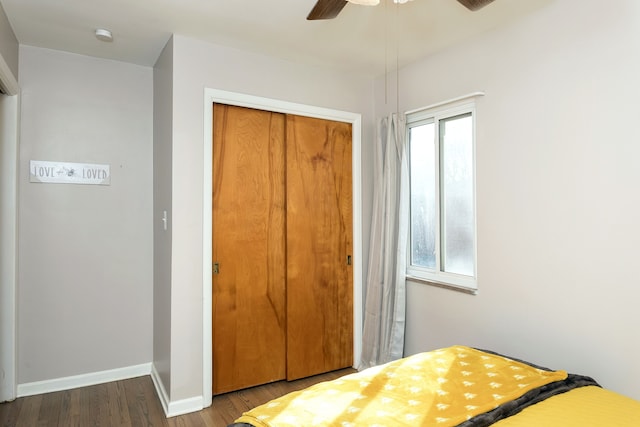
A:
[359,113,409,369]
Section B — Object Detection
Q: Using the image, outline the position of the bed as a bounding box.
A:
[229,345,640,426]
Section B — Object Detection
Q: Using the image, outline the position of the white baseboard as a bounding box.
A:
[17,362,203,418]
[16,363,152,397]
[167,396,204,418]
[150,363,203,417]
[150,363,170,414]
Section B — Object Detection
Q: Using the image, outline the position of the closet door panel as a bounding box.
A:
[212,104,286,394]
[286,115,353,380]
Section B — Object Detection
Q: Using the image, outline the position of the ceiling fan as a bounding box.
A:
[307,0,495,20]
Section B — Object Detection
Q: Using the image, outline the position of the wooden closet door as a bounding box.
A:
[212,104,286,394]
[286,115,353,380]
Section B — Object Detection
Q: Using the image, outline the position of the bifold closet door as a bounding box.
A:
[212,104,286,394]
[285,114,353,380]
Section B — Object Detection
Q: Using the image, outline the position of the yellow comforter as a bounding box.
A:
[235,345,568,427]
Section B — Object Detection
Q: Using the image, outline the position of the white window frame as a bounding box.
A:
[405,98,479,294]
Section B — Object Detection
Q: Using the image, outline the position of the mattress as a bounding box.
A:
[491,385,640,427]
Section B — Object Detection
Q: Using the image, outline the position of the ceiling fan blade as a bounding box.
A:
[456,0,496,11]
[307,0,348,20]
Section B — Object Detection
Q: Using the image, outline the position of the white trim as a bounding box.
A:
[405,91,485,116]
[17,363,152,397]
[203,92,214,409]
[167,396,204,418]
[406,100,478,293]
[150,364,204,418]
[0,93,19,403]
[203,89,364,406]
[150,364,170,415]
[0,41,20,402]
[0,54,19,96]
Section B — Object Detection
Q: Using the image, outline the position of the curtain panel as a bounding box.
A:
[360,113,409,369]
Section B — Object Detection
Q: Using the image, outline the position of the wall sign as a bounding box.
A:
[30,160,111,185]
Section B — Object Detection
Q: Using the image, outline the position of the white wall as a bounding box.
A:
[17,46,153,385]
[153,34,375,407]
[380,0,640,399]
[152,36,173,398]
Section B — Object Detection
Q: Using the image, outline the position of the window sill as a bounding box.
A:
[405,275,478,295]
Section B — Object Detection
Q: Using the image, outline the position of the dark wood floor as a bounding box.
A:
[0,368,356,427]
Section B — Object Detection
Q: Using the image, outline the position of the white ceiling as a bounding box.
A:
[0,0,552,76]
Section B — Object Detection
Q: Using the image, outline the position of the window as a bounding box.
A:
[406,101,477,292]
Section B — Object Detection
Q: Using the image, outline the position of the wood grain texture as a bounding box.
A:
[0,370,356,427]
[212,104,287,394]
[285,115,353,380]
[307,0,347,20]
